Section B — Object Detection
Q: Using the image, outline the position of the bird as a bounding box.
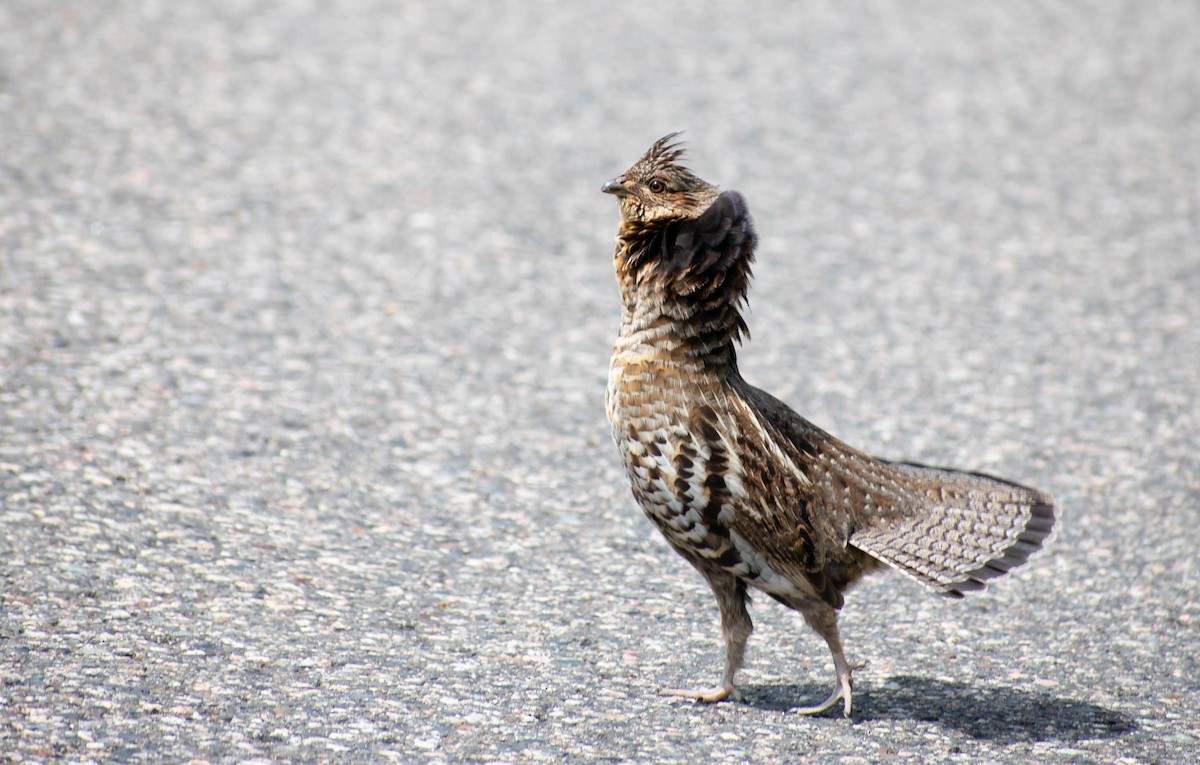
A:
[601,134,1056,717]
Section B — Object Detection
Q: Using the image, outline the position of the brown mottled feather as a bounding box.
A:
[602,136,1055,715]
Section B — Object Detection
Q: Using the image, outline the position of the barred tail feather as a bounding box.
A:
[848,462,1056,598]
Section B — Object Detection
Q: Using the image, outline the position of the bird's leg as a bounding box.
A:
[790,603,854,717]
[662,569,752,703]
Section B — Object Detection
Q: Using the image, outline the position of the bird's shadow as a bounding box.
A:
[740,675,1134,743]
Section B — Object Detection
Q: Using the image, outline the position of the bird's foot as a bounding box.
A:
[661,684,736,703]
[791,669,853,717]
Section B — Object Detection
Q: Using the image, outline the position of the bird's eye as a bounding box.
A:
[647,179,667,193]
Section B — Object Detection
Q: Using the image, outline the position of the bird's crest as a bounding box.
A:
[638,132,687,170]
[621,132,694,186]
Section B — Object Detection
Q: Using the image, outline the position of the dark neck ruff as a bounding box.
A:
[614,218,753,374]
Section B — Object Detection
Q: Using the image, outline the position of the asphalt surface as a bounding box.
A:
[2,1,1198,763]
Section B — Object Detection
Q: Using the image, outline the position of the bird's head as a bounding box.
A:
[602,136,757,350]
[602,133,720,226]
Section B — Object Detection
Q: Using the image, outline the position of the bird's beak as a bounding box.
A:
[601,176,627,196]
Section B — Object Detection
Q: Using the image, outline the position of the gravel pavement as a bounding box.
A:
[2,1,1198,762]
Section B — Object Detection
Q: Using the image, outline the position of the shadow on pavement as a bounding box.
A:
[740,674,1134,743]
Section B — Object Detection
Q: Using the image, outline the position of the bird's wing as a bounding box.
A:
[718,379,870,606]
[731,379,1055,600]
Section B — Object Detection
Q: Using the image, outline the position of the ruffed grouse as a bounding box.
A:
[602,134,1055,717]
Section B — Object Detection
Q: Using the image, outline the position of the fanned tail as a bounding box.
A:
[848,462,1056,598]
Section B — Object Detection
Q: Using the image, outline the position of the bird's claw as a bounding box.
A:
[661,685,735,703]
[791,671,854,717]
